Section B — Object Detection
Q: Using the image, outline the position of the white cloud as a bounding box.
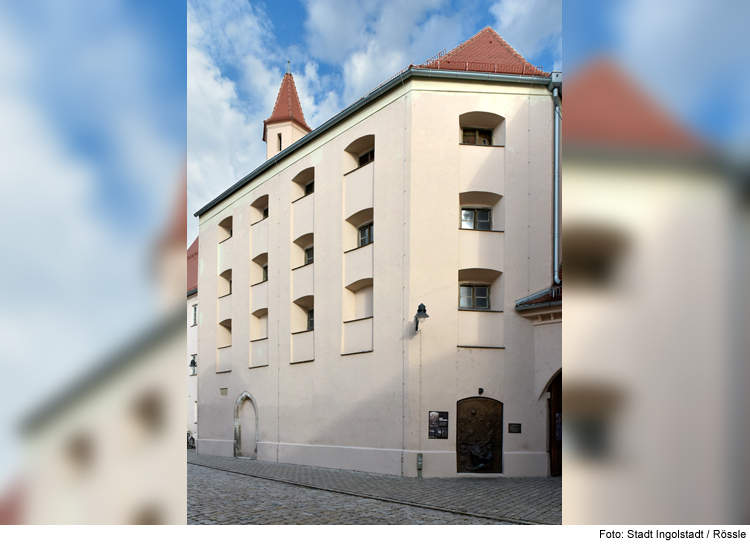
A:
[303,0,466,102]
[490,0,561,65]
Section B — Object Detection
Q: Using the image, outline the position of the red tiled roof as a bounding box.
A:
[263,72,312,142]
[187,236,198,295]
[160,167,187,250]
[418,27,548,77]
[565,59,708,154]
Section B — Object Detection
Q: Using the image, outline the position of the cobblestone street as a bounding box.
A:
[188,451,561,525]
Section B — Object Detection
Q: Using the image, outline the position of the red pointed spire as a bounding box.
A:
[262,71,312,141]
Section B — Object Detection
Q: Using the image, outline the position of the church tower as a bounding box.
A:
[263,63,312,160]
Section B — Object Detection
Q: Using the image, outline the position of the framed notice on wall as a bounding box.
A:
[428,411,449,439]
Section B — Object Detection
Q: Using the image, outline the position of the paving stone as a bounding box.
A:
[187,451,561,525]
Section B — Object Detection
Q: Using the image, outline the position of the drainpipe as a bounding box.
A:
[550,77,562,285]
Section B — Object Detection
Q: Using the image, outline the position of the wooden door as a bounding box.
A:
[548,372,562,476]
[456,397,503,473]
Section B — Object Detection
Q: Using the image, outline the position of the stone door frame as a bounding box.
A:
[234,391,258,459]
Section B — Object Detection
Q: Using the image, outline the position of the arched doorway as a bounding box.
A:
[234,392,258,459]
[548,371,562,476]
[456,397,503,473]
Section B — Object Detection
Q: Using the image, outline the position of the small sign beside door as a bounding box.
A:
[428,411,449,439]
[508,423,522,433]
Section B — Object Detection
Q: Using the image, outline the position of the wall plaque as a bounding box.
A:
[508,423,522,434]
[428,411,449,439]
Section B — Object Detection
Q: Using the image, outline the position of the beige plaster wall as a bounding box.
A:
[196,76,558,477]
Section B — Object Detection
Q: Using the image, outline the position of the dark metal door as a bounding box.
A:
[548,372,562,476]
[456,397,503,473]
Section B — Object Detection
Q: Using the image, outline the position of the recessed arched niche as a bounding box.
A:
[459,112,506,146]
[343,134,375,174]
[291,167,315,202]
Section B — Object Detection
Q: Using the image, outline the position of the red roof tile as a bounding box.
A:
[418,27,548,77]
[263,72,312,141]
[565,59,708,154]
[187,236,198,295]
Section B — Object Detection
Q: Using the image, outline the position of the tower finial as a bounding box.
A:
[286,60,291,74]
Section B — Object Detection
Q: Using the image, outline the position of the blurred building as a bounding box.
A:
[187,237,199,440]
[193,28,562,478]
[563,60,747,523]
[17,177,188,524]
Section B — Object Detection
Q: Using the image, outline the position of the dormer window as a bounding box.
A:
[277,133,282,152]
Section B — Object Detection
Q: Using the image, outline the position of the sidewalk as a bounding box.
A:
[188,450,561,524]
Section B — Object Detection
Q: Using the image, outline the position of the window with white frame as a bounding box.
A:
[262,265,268,282]
[190,354,197,375]
[461,208,492,230]
[192,304,197,326]
[307,309,314,331]
[459,284,490,310]
[358,222,373,247]
[305,246,314,265]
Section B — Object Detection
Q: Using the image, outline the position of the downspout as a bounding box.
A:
[552,85,562,285]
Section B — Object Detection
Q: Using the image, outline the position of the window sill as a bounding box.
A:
[219,236,232,244]
[290,359,315,365]
[341,350,373,356]
[344,242,373,254]
[249,364,269,369]
[190,323,197,327]
[291,329,314,335]
[457,345,506,349]
[251,216,269,227]
[218,293,232,299]
[458,228,504,233]
[458,308,503,313]
[251,279,268,287]
[344,160,374,177]
[292,193,314,204]
[343,315,373,324]
[217,345,232,350]
[292,262,313,271]
[250,337,268,343]
[459,143,504,148]
[189,373,197,376]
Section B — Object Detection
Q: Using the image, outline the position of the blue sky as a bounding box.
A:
[187,0,562,243]
[565,0,750,151]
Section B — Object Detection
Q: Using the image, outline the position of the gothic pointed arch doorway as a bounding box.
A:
[456,397,503,473]
[234,392,258,459]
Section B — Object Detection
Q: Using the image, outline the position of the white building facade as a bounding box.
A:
[194,28,562,478]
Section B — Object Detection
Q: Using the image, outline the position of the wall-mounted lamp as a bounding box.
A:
[415,303,429,331]
[189,358,197,375]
